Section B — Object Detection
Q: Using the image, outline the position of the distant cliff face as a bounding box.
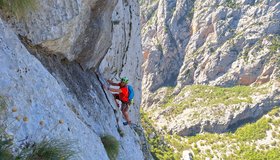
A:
[141,0,280,93]
[141,0,280,136]
[0,0,150,159]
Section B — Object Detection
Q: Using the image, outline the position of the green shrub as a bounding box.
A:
[269,36,280,53]
[0,0,37,18]
[268,107,280,116]
[225,0,237,8]
[18,139,75,160]
[141,110,179,159]
[228,145,280,160]
[0,138,14,160]
[0,129,14,160]
[117,128,125,137]
[0,96,7,113]
[0,149,14,160]
[234,118,271,141]
[101,135,119,160]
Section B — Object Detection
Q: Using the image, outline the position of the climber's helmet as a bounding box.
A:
[121,77,129,84]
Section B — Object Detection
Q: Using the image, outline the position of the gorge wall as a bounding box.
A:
[141,0,280,136]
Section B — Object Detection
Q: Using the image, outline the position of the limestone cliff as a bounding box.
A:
[141,0,280,134]
[0,0,151,159]
[141,0,280,158]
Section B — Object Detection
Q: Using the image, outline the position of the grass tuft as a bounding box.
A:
[1,127,75,160]
[17,139,76,160]
[101,135,119,160]
[117,128,125,137]
[0,130,14,160]
[0,0,37,19]
[0,96,7,113]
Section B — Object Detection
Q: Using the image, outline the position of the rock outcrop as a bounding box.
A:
[4,0,117,70]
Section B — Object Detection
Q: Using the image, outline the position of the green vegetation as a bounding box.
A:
[269,35,280,53]
[0,96,7,113]
[117,128,125,137]
[161,87,175,109]
[141,110,180,160]
[235,118,271,141]
[101,135,119,160]
[139,0,159,5]
[242,47,250,62]
[154,38,164,53]
[227,146,280,160]
[0,0,37,18]
[156,43,163,52]
[160,108,280,159]
[224,0,237,8]
[162,85,267,117]
[0,133,13,160]
[188,8,195,18]
[19,139,76,160]
[0,130,75,160]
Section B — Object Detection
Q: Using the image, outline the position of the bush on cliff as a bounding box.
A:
[101,135,119,160]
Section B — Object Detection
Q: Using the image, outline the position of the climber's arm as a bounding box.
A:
[108,88,122,93]
[103,85,122,93]
[107,80,119,86]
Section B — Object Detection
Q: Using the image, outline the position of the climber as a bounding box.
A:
[103,77,132,126]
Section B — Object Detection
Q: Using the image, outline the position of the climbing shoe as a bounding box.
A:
[123,121,131,126]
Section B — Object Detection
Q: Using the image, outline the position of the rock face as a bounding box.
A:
[100,0,143,124]
[141,0,194,93]
[176,0,280,88]
[5,0,117,70]
[141,0,280,136]
[0,0,151,159]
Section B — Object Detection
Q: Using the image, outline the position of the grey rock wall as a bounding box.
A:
[3,0,117,70]
[1,19,107,159]
[0,0,150,159]
[100,0,143,124]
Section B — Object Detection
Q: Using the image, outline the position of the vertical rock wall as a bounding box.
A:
[0,0,150,159]
[100,0,143,124]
